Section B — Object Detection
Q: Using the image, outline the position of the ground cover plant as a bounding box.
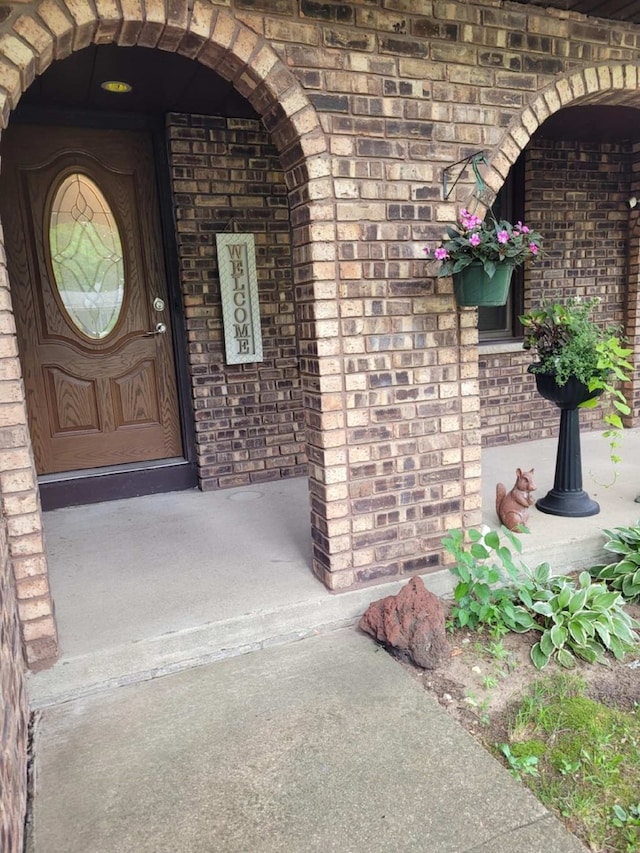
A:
[401,524,640,853]
[504,673,640,853]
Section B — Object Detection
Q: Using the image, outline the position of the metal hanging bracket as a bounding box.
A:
[442,151,488,200]
[223,217,241,233]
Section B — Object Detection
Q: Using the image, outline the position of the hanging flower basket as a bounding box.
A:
[452,262,513,307]
[425,208,542,309]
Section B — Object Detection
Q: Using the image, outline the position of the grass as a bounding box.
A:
[499,673,640,852]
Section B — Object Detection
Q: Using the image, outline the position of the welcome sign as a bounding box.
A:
[216,233,263,364]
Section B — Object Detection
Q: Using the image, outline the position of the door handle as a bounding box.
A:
[145,322,167,336]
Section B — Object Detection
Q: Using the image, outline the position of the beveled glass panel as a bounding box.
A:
[49,174,125,339]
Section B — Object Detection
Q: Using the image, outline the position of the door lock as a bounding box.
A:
[153,297,165,312]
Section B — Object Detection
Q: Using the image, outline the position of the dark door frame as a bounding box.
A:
[5,106,198,509]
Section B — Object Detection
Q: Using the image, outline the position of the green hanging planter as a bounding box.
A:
[452,261,514,307]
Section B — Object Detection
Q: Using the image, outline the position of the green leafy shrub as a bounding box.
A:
[444,526,639,669]
[442,527,535,635]
[590,523,640,603]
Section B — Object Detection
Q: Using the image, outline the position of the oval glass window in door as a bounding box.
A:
[49,173,125,339]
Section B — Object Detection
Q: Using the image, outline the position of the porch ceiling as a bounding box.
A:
[19,44,258,118]
[534,105,640,141]
[512,0,640,25]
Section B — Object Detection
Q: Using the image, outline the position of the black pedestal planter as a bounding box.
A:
[532,370,601,518]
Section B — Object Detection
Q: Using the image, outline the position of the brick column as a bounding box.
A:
[0,437,28,852]
[0,254,56,668]
[624,142,640,424]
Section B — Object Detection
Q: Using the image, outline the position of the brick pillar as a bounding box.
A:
[624,142,640,425]
[0,252,57,668]
[0,470,28,852]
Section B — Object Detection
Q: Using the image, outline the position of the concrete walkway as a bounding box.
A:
[29,629,587,853]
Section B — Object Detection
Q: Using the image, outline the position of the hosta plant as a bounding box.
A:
[444,526,639,669]
[590,523,640,603]
[526,570,638,670]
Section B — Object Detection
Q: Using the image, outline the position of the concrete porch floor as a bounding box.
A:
[28,427,640,707]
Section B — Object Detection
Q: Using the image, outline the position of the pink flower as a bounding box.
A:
[434,247,449,260]
[529,242,539,255]
[469,233,481,247]
[516,221,530,234]
[424,246,431,255]
[459,208,481,230]
[497,230,509,244]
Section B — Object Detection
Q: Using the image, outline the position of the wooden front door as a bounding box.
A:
[0,125,183,478]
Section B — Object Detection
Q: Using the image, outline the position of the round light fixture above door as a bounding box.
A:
[100,80,132,94]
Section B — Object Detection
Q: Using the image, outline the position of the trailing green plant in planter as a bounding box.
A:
[590,522,640,602]
[520,298,634,468]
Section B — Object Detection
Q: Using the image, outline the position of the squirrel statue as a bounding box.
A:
[496,468,536,531]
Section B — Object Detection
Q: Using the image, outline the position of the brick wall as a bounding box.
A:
[0,509,28,853]
[480,139,631,445]
[167,113,307,490]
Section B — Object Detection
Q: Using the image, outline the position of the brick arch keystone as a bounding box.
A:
[0,1,341,666]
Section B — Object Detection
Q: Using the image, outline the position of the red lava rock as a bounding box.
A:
[359,576,450,670]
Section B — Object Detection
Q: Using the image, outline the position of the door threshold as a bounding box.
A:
[39,457,188,483]
[39,459,198,511]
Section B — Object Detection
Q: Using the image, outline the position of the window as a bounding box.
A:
[49,172,125,340]
[478,154,525,341]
